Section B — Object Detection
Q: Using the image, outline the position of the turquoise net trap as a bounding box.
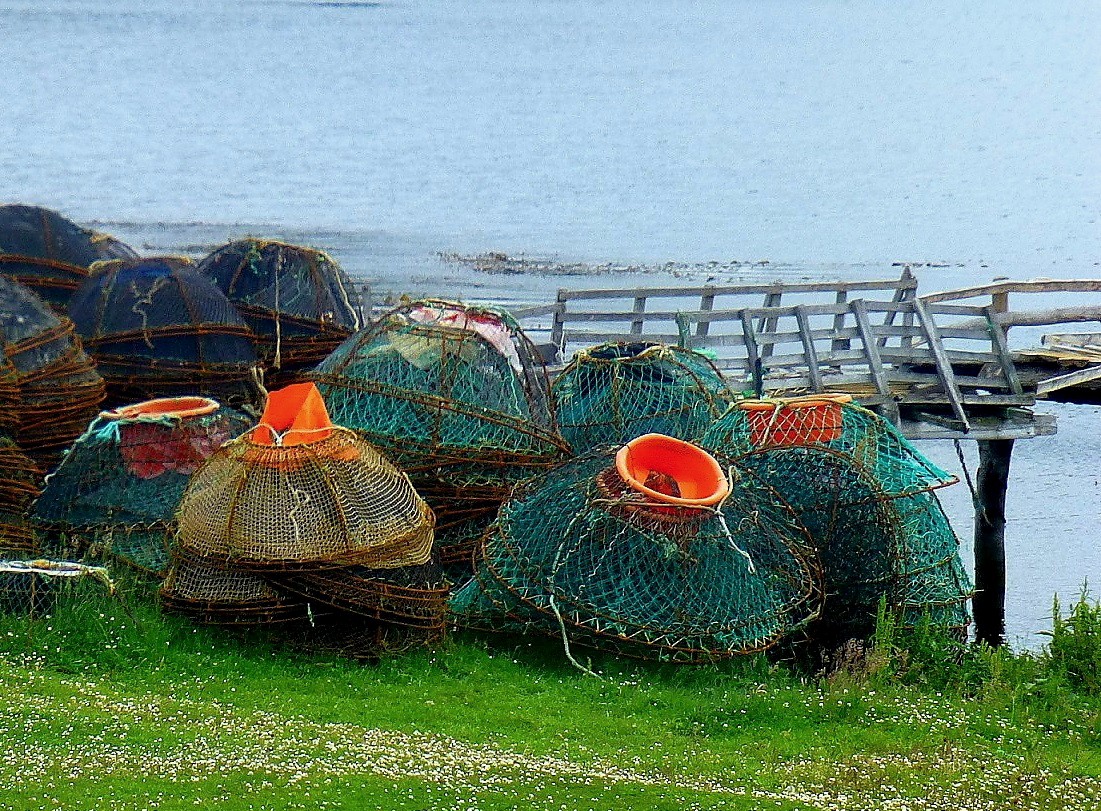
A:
[34,397,253,575]
[697,396,972,641]
[312,300,569,566]
[451,439,822,663]
[553,342,732,453]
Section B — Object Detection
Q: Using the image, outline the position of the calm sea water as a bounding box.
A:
[2,0,1099,645]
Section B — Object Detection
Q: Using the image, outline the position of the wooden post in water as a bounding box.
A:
[973,439,1014,646]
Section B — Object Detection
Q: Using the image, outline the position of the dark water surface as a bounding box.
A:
[2,0,1099,646]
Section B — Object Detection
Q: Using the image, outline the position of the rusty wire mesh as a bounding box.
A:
[176,426,435,570]
[274,559,449,633]
[0,275,105,469]
[0,438,43,557]
[160,551,311,626]
[34,398,252,575]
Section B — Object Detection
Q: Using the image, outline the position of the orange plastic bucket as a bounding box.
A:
[738,394,851,447]
[103,396,219,422]
[614,433,729,507]
[252,382,333,446]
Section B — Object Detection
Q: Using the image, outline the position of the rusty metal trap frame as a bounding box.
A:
[0,204,137,313]
[160,551,313,627]
[69,257,260,407]
[34,400,252,576]
[175,426,435,571]
[552,341,733,453]
[197,239,362,383]
[697,398,971,641]
[0,559,114,619]
[273,558,449,633]
[0,437,43,557]
[450,448,823,664]
[0,274,105,469]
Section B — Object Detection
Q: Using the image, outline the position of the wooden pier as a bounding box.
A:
[508,269,1101,645]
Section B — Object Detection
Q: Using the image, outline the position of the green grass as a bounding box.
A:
[1,581,1100,811]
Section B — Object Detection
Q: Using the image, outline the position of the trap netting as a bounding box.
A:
[698,396,956,498]
[0,437,43,557]
[69,257,259,407]
[197,239,362,382]
[313,300,568,565]
[451,437,822,663]
[160,551,311,627]
[697,397,970,640]
[0,274,105,469]
[0,204,136,312]
[0,559,114,619]
[176,385,434,572]
[553,342,732,453]
[274,559,449,636]
[34,397,253,576]
[170,383,447,647]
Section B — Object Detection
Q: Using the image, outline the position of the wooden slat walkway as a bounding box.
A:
[507,272,1101,441]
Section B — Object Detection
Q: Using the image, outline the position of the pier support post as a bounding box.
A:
[973,439,1014,647]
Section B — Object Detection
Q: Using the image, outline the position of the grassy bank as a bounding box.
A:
[0,583,1099,811]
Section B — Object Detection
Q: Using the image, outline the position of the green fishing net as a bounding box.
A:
[697,398,971,640]
[34,399,252,575]
[451,449,821,662]
[312,300,568,569]
[553,342,732,453]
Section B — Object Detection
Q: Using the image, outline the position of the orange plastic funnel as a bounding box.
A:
[615,434,729,507]
[103,396,219,422]
[253,382,333,446]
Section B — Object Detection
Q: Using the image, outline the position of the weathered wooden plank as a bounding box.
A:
[1035,364,1101,396]
[630,295,647,335]
[560,276,916,302]
[562,330,681,345]
[549,291,567,350]
[510,303,562,319]
[696,289,716,337]
[887,371,1013,390]
[850,299,893,398]
[921,278,1101,304]
[897,393,1035,406]
[687,325,861,348]
[931,326,998,341]
[901,413,1054,441]
[740,310,763,397]
[759,291,783,359]
[912,297,971,430]
[922,303,992,318]
[832,290,851,356]
[795,304,823,390]
[983,305,1024,395]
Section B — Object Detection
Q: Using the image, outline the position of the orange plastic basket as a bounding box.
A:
[614,433,729,507]
[738,395,851,447]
